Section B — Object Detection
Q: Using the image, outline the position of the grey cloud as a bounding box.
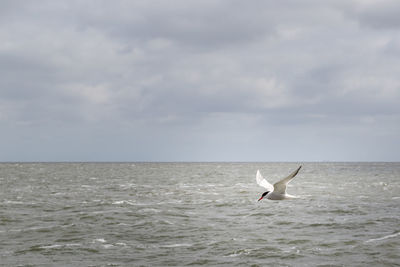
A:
[73,1,275,48]
[351,0,400,29]
[0,0,399,161]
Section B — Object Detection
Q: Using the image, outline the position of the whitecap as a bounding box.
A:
[205,183,224,187]
[223,249,252,257]
[52,192,65,196]
[117,223,131,226]
[365,232,400,243]
[161,243,193,248]
[39,244,63,249]
[4,200,24,204]
[112,200,133,205]
[119,183,137,189]
[161,220,174,225]
[39,243,81,249]
[139,208,160,213]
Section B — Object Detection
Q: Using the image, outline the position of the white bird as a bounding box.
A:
[256,166,302,201]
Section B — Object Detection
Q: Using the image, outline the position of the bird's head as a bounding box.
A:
[258,191,270,201]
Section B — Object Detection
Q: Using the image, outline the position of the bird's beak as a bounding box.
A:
[258,196,264,201]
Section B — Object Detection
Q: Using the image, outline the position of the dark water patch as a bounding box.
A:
[54,237,84,243]
[188,258,216,265]
[313,207,368,216]
[343,240,358,246]
[316,265,344,267]
[307,222,340,228]
[275,220,294,225]
[287,239,311,245]
[80,247,100,253]
[247,212,274,217]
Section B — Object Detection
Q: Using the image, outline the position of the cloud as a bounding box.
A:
[72,0,275,48]
[344,0,400,29]
[0,0,399,161]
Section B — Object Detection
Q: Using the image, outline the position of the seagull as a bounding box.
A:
[256,166,302,201]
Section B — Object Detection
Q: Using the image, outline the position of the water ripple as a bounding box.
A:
[0,162,399,266]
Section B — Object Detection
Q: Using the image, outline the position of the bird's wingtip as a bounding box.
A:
[256,169,262,180]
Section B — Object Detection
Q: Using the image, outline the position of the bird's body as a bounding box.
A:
[264,191,297,200]
[256,166,302,201]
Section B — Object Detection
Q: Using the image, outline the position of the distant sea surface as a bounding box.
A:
[0,162,399,266]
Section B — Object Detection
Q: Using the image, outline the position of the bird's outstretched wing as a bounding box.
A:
[256,170,274,191]
[273,166,302,194]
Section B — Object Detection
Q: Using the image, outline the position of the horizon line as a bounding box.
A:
[1,161,399,164]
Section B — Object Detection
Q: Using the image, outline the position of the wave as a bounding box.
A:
[365,232,400,243]
[160,243,193,248]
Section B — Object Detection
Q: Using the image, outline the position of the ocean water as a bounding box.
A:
[0,162,399,266]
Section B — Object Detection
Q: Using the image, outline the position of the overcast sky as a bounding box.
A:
[1,0,399,162]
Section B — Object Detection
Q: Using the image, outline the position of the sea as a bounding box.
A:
[0,162,399,266]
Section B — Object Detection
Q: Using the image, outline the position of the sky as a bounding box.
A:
[1,0,400,162]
